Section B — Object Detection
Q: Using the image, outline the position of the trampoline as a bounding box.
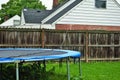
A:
[0,48,81,80]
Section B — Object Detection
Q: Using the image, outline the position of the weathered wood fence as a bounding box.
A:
[0,28,120,62]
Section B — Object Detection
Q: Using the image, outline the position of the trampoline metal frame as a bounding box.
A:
[0,48,81,80]
[1,57,81,80]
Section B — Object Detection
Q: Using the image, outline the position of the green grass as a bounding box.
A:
[46,61,120,80]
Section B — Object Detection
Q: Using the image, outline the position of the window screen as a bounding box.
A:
[14,20,20,26]
[95,0,106,8]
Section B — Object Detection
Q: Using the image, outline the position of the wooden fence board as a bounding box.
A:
[0,28,120,62]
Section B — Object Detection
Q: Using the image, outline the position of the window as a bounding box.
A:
[14,20,20,26]
[95,0,106,9]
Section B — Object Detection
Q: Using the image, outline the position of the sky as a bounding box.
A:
[0,0,53,10]
[0,0,120,10]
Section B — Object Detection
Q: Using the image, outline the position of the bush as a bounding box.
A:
[1,62,48,80]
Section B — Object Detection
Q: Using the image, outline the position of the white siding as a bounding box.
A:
[16,24,54,29]
[16,24,40,28]
[57,0,120,26]
[41,24,55,29]
[0,15,20,27]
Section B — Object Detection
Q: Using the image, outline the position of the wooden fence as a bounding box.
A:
[0,28,120,62]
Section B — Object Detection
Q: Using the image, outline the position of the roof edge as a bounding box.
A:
[44,0,83,24]
[41,0,76,24]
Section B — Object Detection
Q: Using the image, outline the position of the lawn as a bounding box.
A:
[1,61,120,80]
[46,61,120,80]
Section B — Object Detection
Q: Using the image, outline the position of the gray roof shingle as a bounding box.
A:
[23,9,52,23]
[23,0,82,24]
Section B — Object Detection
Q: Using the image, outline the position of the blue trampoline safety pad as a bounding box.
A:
[0,48,81,63]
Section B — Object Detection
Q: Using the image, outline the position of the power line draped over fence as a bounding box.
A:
[0,28,120,62]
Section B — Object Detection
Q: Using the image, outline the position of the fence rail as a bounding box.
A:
[0,28,120,62]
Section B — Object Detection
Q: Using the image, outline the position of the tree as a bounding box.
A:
[59,0,68,4]
[0,0,46,23]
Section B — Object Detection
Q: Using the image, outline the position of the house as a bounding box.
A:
[20,9,53,28]
[0,15,20,28]
[21,0,120,31]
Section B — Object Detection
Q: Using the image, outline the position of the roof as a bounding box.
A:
[23,0,69,24]
[23,0,82,24]
[0,48,81,63]
[23,9,52,23]
[45,0,82,24]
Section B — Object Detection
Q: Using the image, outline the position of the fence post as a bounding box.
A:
[85,31,89,62]
[41,29,45,48]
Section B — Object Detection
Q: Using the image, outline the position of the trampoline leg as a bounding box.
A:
[16,62,19,80]
[0,64,2,80]
[43,60,46,72]
[67,57,70,80]
[79,58,82,77]
[59,59,63,68]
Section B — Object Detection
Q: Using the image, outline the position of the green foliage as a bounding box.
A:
[71,76,83,80]
[59,0,68,4]
[0,0,46,23]
[2,63,16,80]
[1,62,48,80]
[59,0,65,4]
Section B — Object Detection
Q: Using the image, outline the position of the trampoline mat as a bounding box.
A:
[0,49,66,58]
[0,48,81,63]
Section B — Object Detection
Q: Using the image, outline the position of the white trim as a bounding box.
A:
[41,0,76,24]
[20,11,25,25]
